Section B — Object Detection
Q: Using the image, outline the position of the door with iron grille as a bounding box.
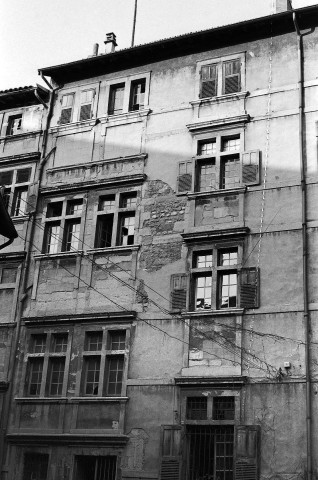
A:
[186,425,234,480]
[74,455,117,480]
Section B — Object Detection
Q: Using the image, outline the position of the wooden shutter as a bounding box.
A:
[177,161,192,193]
[170,274,187,311]
[239,267,259,309]
[159,426,182,480]
[241,150,261,186]
[200,64,217,98]
[223,59,241,94]
[235,425,260,480]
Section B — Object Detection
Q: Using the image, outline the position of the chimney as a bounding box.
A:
[274,0,292,13]
[93,43,99,56]
[104,33,117,54]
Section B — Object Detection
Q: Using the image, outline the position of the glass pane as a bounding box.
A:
[0,170,13,186]
[222,137,240,152]
[221,157,240,189]
[16,168,31,184]
[62,94,74,107]
[195,275,212,310]
[194,251,213,268]
[31,334,47,353]
[45,223,60,254]
[85,357,100,395]
[110,331,126,350]
[28,358,43,395]
[12,188,28,216]
[98,195,115,211]
[198,140,216,156]
[219,273,237,309]
[64,220,81,251]
[48,358,65,396]
[86,331,103,351]
[107,356,124,395]
[219,249,238,266]
[66,199,83,215]
[120,193,137,208]
[119,215,135,246]
[52,333,68,353]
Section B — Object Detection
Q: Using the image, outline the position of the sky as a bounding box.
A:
[0,0,317,91]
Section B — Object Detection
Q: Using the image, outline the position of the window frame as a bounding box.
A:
[94,190,138,249]
[0,165,34,217]
[189,243,242,312]
[80,327,128,397]
[196,52,245,99]
[105,72,151,117]
[24,331,70,397]
[6,113,23,136]
[42,196,85,254]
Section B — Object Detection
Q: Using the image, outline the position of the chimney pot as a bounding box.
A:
[93,43,99,56]
[274,0,292,13]
[104,32,117,54]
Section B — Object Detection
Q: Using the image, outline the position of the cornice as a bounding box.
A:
[0,151,40,166]
[187,114,250,134]
[181,227,249,243]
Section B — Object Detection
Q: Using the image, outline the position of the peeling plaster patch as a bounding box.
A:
[139,242,182,272]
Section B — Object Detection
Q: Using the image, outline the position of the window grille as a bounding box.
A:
[186,397,208,420]
[213,397,235,420]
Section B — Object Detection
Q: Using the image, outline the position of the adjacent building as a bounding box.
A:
[0,2,318,479]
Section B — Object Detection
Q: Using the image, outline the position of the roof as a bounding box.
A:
[39,4,318,85]
[0,84,49,110]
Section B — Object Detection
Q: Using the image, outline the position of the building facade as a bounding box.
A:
[1,2,318,480]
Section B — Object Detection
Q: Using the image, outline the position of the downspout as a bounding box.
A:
[0,81,57,480]
[290,5,315,480]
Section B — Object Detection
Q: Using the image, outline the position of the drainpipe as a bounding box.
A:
[0,82,57,480]
[290,4,315,479]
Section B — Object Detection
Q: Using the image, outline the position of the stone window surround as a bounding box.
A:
[0,163,35,218]
[18,324,131,400]
[194,51,246,101]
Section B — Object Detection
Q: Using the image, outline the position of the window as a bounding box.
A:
[106,73,150,117]
[129,79,146,111]
[0,166,32,216]
[94,191,137,249]
[108,83,125,115]
[198,55,243,99]
[183,394,236,480]
[42,198,83,254]
[82,329,126,397]
[6,114,22,136]
[23,453,49,480]
[74,456,117,480]
[191,247,238,311]
[189,246,259,311]
[79,89,94,121]
[25,332,69,397]
[0,265,18,284]
[60,94,74,124]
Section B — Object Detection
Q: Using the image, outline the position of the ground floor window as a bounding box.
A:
[186,425,234,480]
[74,455,117,480]
[23,453,49,480]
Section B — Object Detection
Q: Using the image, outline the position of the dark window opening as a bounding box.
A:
[186,397,207,420]
[109,330,126,350]
[63,219,81,251]
[84,356,100,395]
[51,333,68,353]
[23,453,49,480]
[213,397,235,420]
[106,356,124,396]
[31,334,47,353]
[200,64,217,98]
[98,195,115,211]
[197,159,217,192]
[75,455,117,480]
[108,83,125,115]
[66,199,83,215]
[16,168,31,184]
[221,156,240,189]
[118,214,135,246]
[43,222,60,254]
[86,331,103,351]
[46,202,63,218]
[120,192,137,208]
[47,357,65,396]
[186,426,234,480]
[129,79,146,111]
[79,90,94,121]
[95,214,114,248]
[6,114,22,136]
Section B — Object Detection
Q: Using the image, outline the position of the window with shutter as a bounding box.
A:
[235,425,260,480]
[242,150,261,186]
[239,267,260,309]
[171,274,187,311]
[79,90,94,121]
[223,59,241,94]
[159,426,182,480]
[60,94,74,125]
[200,64,217,98]
[177,161,192,193]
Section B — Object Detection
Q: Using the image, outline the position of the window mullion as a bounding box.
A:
[217,63,223,96]
[41,354,49,397]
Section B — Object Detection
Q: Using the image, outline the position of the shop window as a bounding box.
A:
[0,166,32,216]
[42,198,83,254]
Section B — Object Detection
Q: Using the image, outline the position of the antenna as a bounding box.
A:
[131,0,138,47]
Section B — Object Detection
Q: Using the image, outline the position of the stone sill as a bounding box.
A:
[15,396,129,404]
[190,91,248,107]
[86,245,140,255]
[33,251,83,261]
[99,108,151,126]
[187,186,246,199]
[50,118,97,134]
[12,215,29,223]
[0,130,42,142]
[182,309,244,317]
